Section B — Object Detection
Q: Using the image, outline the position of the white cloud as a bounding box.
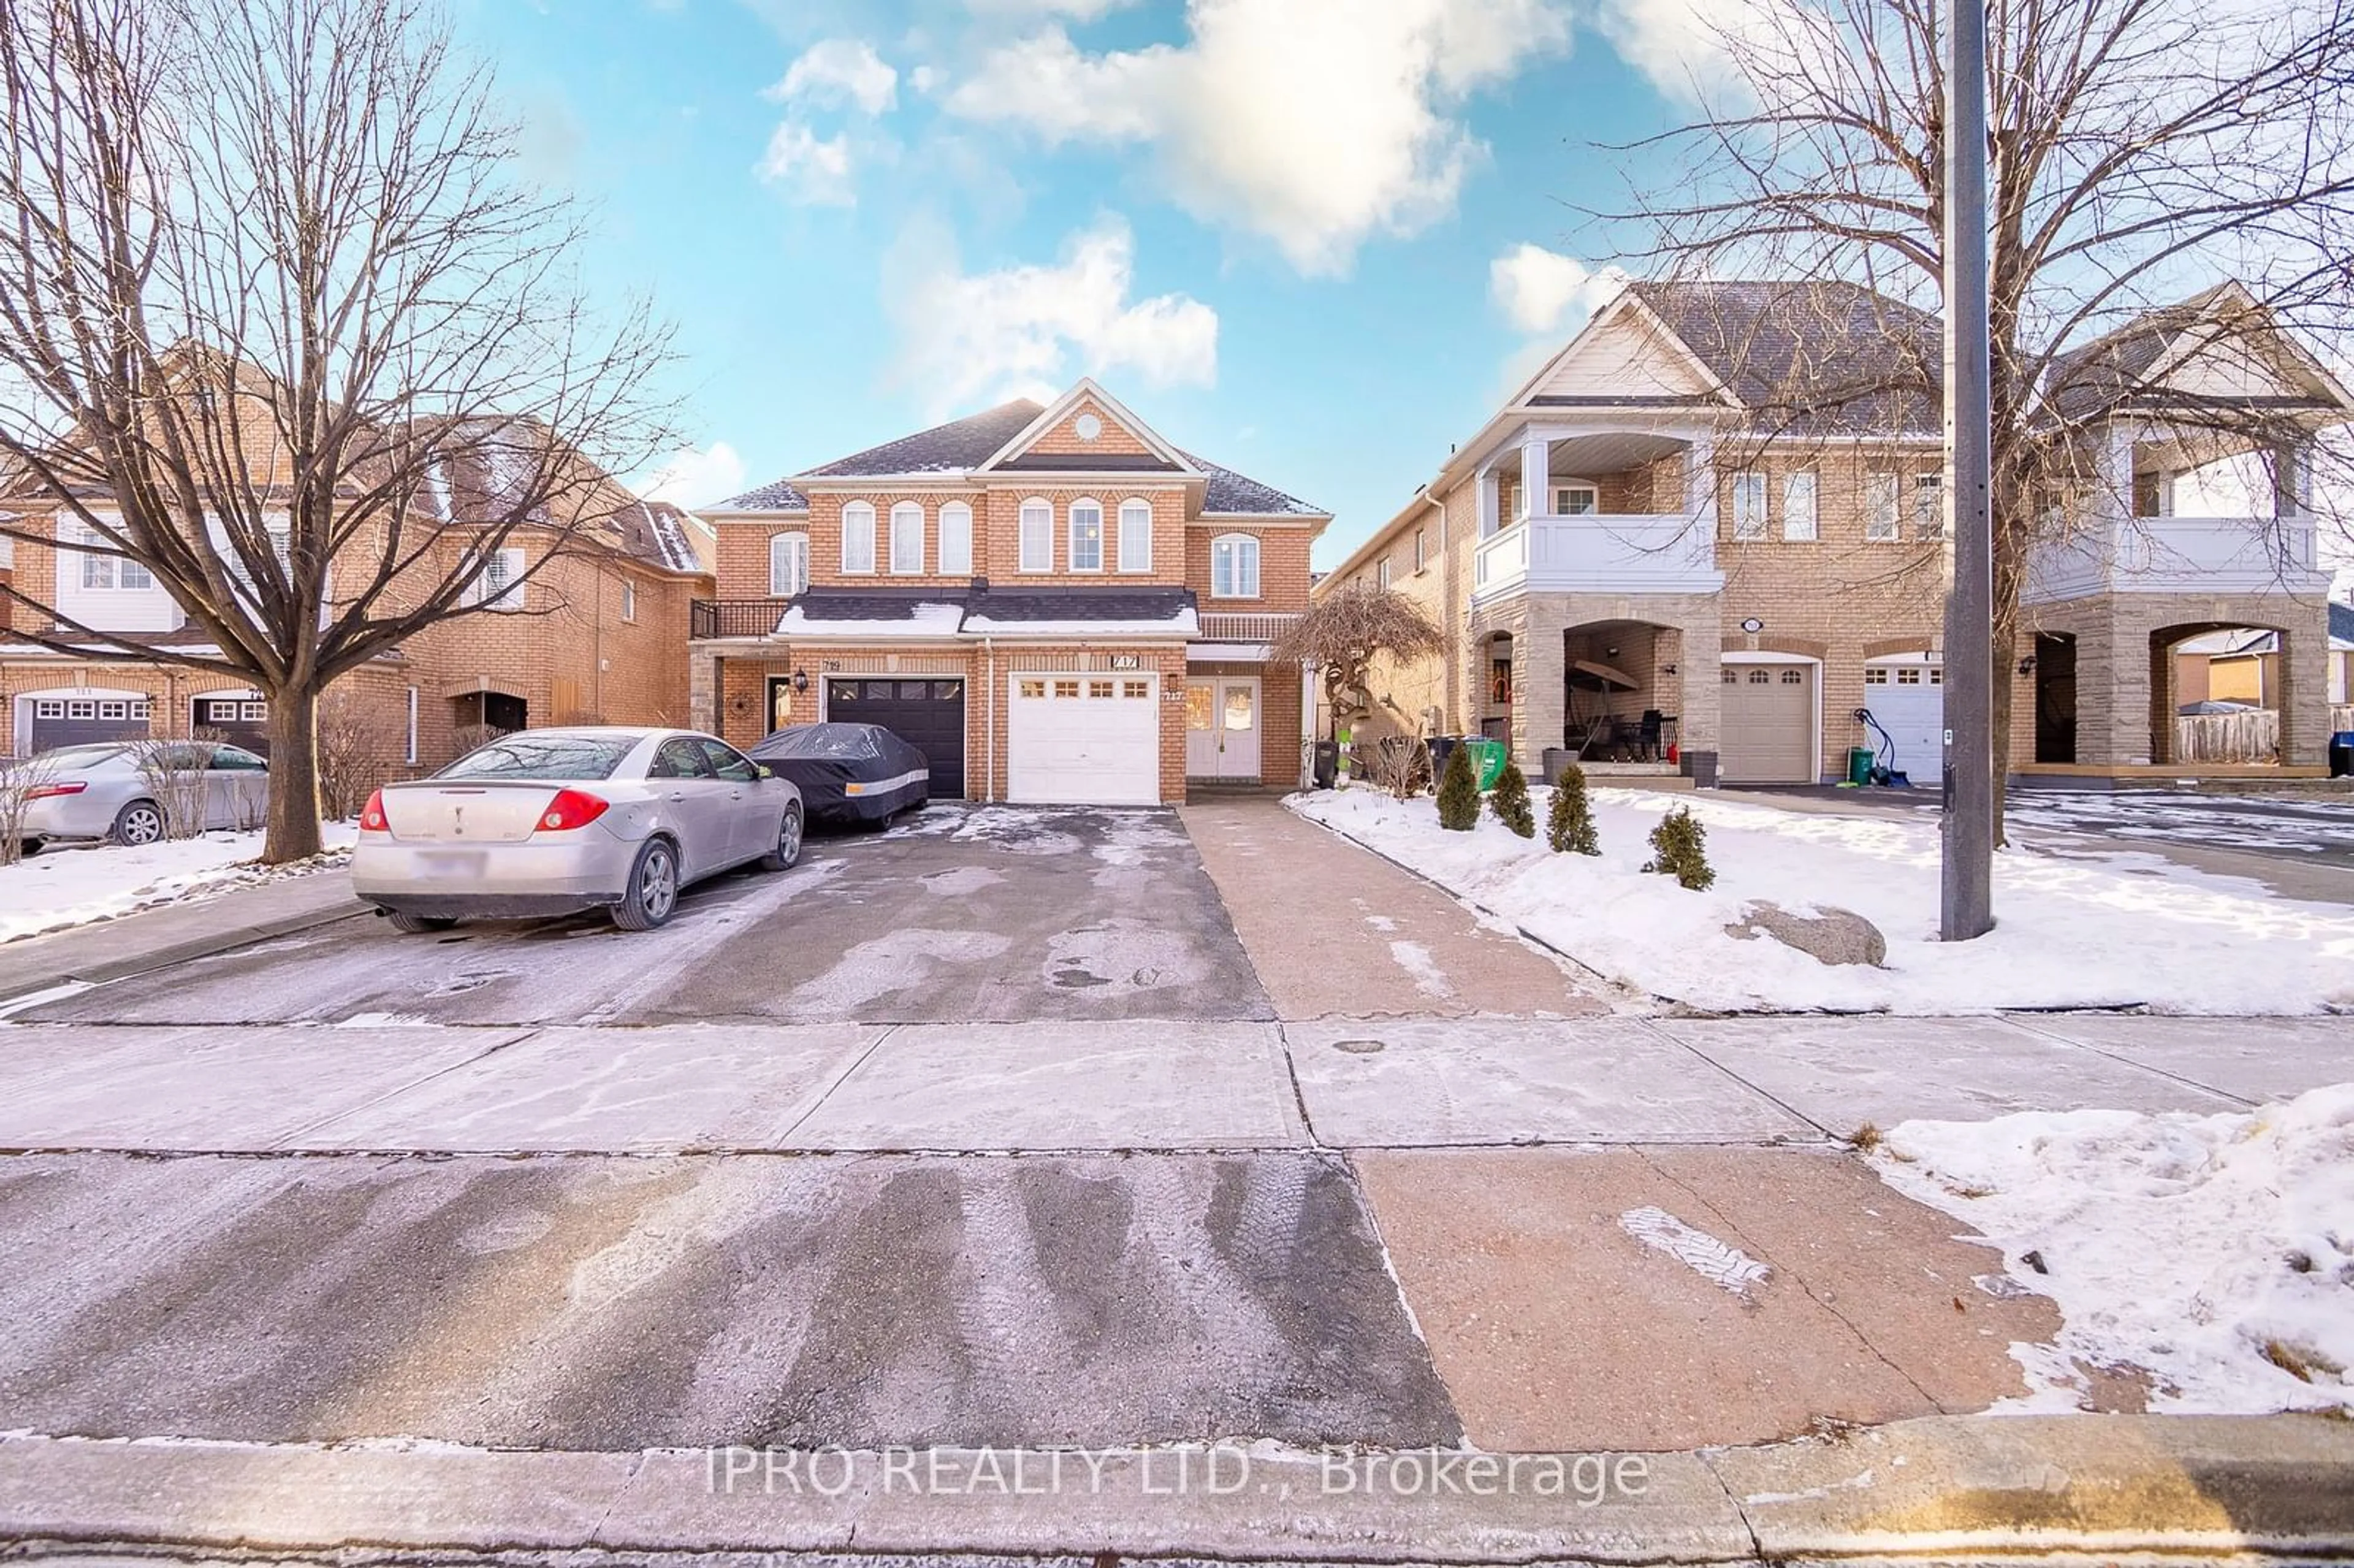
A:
[943,0,1573,276]
[755,121,856,205]
[768,38,899,115]
[1489,244,1628,334]
[885,216,1217,415]
[641,441,748,507]
[1593,0,1776,104]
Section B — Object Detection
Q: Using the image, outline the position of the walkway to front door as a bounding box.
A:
[1186,676,1261,781]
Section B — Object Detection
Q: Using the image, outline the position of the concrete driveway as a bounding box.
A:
[18,805,1273,1028]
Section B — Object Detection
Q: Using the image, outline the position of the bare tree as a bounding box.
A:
[1614,0,2354,832]
[0,0,676,861]
[1273,583,1449,740]
[314,690,402,818]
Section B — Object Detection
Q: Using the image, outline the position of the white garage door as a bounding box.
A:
[1008,672,1162,805]
[1720,663,1816,783]
[1861,660,1944,782]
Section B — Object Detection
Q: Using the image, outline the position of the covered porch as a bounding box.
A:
[1469,428,1726,600]
[1476,606,1724,786]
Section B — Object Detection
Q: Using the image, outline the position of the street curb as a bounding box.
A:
[1,1415,2348,1561]
[0,900,368,1005]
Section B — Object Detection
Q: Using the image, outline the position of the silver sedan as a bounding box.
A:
[7,742,271,848]
[351,728,804,933]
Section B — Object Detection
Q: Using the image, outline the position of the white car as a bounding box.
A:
[351,728,804,933]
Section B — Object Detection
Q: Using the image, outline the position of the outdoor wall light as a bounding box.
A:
[791,668,810,694]
[1661,663,1678,677]
[2017,655,2038,676]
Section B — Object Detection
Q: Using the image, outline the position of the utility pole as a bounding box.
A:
[1941,0,1996,939]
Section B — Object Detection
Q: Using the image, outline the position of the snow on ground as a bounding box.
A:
[1289,786,2354,1014]
[1876,1087,2354,1415]
[0,826,357,944]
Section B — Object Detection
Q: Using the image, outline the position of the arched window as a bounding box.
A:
[889,501,924,575]
[1018,498,1053,572]
[1117,498,1152,573]
[769,531,810,596]
[938,501,973,575]
[1068,498,1105,573]
[840,502,877,574]
[1209,533,1260,598]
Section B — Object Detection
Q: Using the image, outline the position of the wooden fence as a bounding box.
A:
[2174,709,2280,763]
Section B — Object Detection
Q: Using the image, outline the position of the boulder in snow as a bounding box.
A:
[1726,901,1887,967]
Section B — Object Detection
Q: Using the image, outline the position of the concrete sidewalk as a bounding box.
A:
[0,868,365,1006]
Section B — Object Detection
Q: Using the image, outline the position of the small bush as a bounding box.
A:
[1436,742,1479,831]
[1360,734,1433,800]
[1488,759,1536,838]
[1642,805,1716,891]
[1546,764,1600,854]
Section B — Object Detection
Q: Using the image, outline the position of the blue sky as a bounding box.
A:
[454,0,1717,568]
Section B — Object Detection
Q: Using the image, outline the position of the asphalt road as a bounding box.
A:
[19,805,1273,1027]
[2005,789,2354,869]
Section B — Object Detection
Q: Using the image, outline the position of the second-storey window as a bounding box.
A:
[841,501,877,573]
[1069,500,1105,572]
[939,501,973,574]
[75,523,153,590]
[621,581,637,622]
[1783,472,1819,541]
[889,501,924,574]
[1864,473,1902,541]
[1019,498,1053,571]
[1118,498,1152,573]
[769,531,810,596]
[1730,471,1768,540]
[1913,473,1945,539]
[469,546,525,611]
[1210,533,1260,598]
[1377,557,1392,589]
[1414,527,1427,571]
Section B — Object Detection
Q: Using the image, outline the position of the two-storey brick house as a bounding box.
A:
[1324,280,2348,786]
[0,444,712,775]
[690,381,1329,804]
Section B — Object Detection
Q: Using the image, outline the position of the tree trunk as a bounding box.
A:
[262,681,323,863]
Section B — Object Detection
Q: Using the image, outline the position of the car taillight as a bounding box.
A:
[537,789,609,832]
[23,782,86,800]
[359,790,389,832]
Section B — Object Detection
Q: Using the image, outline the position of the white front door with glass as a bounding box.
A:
[1186,678,1260,780]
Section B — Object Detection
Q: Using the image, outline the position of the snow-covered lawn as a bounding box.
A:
[1878,1086,2354,1415]
[1289,786,2354,1014]
[0,826,356,944]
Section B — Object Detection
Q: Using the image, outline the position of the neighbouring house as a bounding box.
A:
[2328,599,2353,723]
[1322,280,2351,786]
[0,444,712,776]
[689,379,1329,804]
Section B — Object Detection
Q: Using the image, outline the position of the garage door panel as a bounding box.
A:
[1719,664,1815,784]
[1008,674,1161,805]
[826,678,966,797]
[28,695,152,754]
[1861,663,1943,782]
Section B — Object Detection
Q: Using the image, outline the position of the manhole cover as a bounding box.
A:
[1333,1038,1385,1055]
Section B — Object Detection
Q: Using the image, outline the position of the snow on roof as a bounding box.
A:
[962,609,1200,636]
[775,600,968,637]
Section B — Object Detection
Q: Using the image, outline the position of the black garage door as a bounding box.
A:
[192,695,270,757]
[28,696,151,753]
[826,677,966,798]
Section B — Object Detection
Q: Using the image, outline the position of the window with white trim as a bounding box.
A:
[1068,500,1104,573]
[1019,499,1053,572]
[939,501,973,575]
[1912,473,1945,539]
[769,532,810,596]
[470,546,526,611]
[840,502,877,574]
[1210,533,1260,599]
[1864,473,1902,541]
[621,581,636,622]
[1782,471,1819,541]
[1413,528,1426,571]
[889,501,924,574]
[1730,471,1767,540]
[1377,557,1392,589]
[1553,484,1598,516]
[1117,498,1152,573]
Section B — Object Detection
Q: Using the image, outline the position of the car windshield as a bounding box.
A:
[436,733,641,782]
[762,725,880,761]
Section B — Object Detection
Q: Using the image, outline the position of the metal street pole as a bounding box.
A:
[1941,0,1996,939]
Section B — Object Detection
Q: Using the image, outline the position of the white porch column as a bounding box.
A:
[1683,435,1717,522]
[1520,436,1550,520]
[2273,436,2313,517]
[1476,464,1500,538]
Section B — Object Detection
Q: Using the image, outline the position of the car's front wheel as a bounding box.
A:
[759,805,804,872]
[386,911,457,934]
[611,837,680,931]
[109,799,165,847]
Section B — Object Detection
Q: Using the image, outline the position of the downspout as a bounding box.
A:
[984,636,996,801]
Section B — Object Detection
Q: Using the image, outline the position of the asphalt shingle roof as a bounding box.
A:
[1189,454,1326,516]
[809,399,1045,479]
[717,477,809,511]
[1628,280,1943,436]
[966,584,1197,622]
[786,587,966,620]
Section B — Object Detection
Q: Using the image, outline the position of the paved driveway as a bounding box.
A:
[2005,789,2354,868]
[18,806,1272,1027]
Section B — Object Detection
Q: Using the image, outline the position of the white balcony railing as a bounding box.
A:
[1472,511,1724,601]
[2024,514,2326,604]
[1196,611,1301,644]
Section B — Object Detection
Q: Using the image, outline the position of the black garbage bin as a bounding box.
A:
[1312,740,1339,789]
[1426,734,1458,782]
[2331,731,2354,778]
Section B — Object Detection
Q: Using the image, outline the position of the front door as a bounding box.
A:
[1186,678,1260,780]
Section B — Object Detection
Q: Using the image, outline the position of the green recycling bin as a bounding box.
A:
[1463,737,1509,791]
[1847,745,1876,785]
